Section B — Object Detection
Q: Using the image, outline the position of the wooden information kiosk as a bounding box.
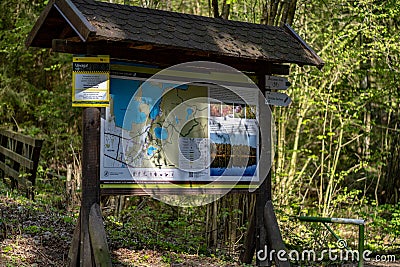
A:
[27,0,323,266]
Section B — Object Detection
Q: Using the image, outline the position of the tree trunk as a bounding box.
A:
[212,0,219,18]
[221,0,230,19]
[263,0,298,27]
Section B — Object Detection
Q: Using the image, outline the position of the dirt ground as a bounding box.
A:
[0,195,398,267]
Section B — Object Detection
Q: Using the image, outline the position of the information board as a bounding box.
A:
[72,56,110,107]
[100,61,262,194]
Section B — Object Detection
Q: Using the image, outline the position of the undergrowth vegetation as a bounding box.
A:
[1,166,399,265]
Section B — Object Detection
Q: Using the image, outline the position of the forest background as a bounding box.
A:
[0,0,399,265]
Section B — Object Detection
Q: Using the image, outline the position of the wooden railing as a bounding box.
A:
[0,129,43,199]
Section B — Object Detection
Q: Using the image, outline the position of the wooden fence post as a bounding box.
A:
[12,140,23,191]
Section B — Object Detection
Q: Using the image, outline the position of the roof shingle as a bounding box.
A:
[27,0,324,70]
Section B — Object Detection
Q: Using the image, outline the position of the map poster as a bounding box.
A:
[100,61,260,194]
[72,56,110,107]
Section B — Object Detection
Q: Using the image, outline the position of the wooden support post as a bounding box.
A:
[255,73,272,267]
[68,95,111,267]
[255,178,271,266]
[241,72,274,266]
[239,209,256,263]
[80,107,101,267]
[264,200,290,266]
[89,203,112,266]
[258,70,290,267]
[68,213,81,266]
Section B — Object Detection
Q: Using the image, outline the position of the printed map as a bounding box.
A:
[100,62,259,184]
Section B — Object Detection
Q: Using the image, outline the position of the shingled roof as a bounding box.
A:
[27,0,324,72]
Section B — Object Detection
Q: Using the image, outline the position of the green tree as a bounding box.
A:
[273,0,400,215]
[0,0,81,172]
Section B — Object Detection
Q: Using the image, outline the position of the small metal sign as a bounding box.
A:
[265,75,291,90]
[72,56,110,107]
[265,91,292,106]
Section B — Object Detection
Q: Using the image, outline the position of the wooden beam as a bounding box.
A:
[0,129,43,147]
[100,186,260,196]
[268,64,290,76]
[0,161,19,179]
[51,39,292,74]
[25,0,56,48]
[0,146,34,170]
[54,0,96,41]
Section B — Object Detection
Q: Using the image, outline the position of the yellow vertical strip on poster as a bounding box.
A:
[72,55,110,107]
